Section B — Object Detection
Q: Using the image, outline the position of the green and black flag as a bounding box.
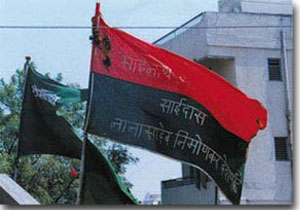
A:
[80,139,137,205]
[18,62,136,205]
[18,63,85,158]
[84,4,267,205]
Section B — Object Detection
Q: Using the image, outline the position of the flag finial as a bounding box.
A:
[95,2,100,15]
[24,56,31,69]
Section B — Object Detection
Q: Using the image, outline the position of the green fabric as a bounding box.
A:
[81,140,138,205]
[18,63,137,204]
[18,64,84,158]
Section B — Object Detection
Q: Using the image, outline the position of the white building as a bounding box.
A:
[157,0,293,205]
[161,165,217,205]
[142,193,161,205]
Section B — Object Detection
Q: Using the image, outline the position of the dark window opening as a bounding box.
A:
[268,58,282,81]
[274,137,289,161]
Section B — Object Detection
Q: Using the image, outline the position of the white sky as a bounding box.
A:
[0,0,220,201]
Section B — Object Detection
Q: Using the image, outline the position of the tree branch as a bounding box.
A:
[7,134,19,154]
[54,178,76,204]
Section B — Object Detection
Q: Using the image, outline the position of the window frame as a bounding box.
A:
[274,137,289,161]
[268,58,282,81]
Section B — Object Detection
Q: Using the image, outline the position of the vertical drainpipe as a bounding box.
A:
[280,29,293,180]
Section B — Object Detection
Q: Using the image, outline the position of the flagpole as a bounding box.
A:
[76,2,101,205]
[13,56,31,182]
[76,132,88,205]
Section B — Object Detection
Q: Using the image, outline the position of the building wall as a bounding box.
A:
[162,181,216,205]
[219,0,292,15]
[157,11,292,204]
[156,14,208,60]
[240,0,292,15]
[233,48,279,203]
[198,58,237,86]
[218,0,242,13]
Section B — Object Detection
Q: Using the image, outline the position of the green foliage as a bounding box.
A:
[107,143,139,189]
[108,143,139,175]
[0,64,138,204]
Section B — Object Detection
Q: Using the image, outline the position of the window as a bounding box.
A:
[268,58,282,81]
[274,137,289,161]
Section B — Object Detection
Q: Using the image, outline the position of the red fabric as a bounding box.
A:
[91,8,267,142]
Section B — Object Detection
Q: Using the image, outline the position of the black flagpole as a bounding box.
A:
[13,56,31,182]
[76,132,88,205]
[76,2,100,205]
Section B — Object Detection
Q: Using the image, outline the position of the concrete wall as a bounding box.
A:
[155,14,208,60]
[0,174,39,205]
[162,181,216,205]
[182,164,191,177]
[241,0,292,15]
[204,12,292,49]
[218,0,242,12]
[198,58,237,86]
[219,0,292,15]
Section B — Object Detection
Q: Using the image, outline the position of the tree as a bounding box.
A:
[0,66,138,204]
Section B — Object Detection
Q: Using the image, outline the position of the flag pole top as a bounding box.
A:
[95,2,100,15]
[24,56,31,69]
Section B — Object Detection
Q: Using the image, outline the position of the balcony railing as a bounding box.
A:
[161,177,195,189]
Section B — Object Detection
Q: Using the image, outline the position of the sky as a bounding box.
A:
[0,0,220,201]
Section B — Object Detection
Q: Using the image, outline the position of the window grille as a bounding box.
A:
[268,58,282,81]
[274,137,289,161]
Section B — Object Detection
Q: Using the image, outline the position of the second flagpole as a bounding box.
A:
[76,2,101,205]
[13,56,32,182]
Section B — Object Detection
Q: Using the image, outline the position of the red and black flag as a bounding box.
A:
[84,3,267,204]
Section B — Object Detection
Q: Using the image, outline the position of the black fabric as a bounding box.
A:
[18,66,83,159]
[86,73,249,204]
[18,66,137,204]
[81,140,137,205]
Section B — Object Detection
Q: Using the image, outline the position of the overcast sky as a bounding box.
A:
[0,0,219,201]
